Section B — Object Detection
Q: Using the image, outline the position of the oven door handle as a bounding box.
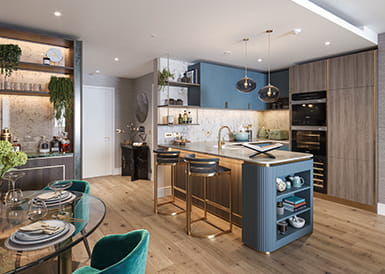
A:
[291,98,326,105]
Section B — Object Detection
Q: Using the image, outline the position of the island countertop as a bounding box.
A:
[159,141,312,166]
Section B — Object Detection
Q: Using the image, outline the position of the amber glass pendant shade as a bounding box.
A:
[258,84,280,103]
[236,77,256,93]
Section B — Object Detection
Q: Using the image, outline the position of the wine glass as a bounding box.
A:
[27,200,47,221]
[3,171,26,193]
[48,180,73,218]
[5,188,23,208]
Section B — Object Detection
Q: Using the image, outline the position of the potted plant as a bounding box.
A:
[48,76,74,120]
[158,68,174,90]
[0,44,22,77]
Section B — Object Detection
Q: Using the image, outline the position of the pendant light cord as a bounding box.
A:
[244,38,249,78]
[267,31,271,85]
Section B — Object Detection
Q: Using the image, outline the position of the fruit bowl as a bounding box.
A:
[288,215,305,228]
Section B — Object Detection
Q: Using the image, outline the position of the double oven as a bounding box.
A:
[291,91,327,193]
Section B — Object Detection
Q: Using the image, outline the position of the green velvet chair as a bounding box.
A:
[72,229,150,274]
[43,180,92,256]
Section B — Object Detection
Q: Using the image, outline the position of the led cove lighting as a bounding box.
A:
[54,11,62,17]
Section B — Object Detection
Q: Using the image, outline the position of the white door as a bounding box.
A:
[82,85,115,178]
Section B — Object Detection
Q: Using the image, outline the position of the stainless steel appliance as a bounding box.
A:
[291,91,327,193]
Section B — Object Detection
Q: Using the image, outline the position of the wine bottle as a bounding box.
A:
[183,110,188,124]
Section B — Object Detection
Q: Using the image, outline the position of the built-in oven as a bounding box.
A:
[291,91,326,126]
[291,127,327,193]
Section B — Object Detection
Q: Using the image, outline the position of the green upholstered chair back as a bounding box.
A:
[73,229,150,274]
[43,180,90,194]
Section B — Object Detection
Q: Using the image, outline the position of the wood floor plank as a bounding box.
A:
[70,175,385,274]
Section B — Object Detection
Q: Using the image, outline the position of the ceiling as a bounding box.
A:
[0,0,384,79]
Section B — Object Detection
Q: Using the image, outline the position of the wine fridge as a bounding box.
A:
[291,127,327,193]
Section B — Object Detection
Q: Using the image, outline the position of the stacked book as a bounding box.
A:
[283,196,306,212]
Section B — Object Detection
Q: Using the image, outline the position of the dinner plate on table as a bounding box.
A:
[32,191,76,207]
[11,220,69,245]
[5,221,75,251]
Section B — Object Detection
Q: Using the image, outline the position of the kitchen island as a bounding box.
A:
[159,141,313,252]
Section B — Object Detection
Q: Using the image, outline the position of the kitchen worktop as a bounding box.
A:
[160,140,311,166]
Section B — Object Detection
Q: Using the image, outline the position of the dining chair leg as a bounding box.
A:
[81,229,92,258]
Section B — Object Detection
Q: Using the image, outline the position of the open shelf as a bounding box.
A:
[157,104,200,109]
[19,62,74,74]
[276,207,310,223]
[157,123,200,126]
[165,80,200,88]
[0,89,49,97]
[276,222,311,241]
[276,185,311,200]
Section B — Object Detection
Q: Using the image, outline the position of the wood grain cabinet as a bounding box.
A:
[327,50,376,207]
[289,60,327,93]
[328,50,375,90]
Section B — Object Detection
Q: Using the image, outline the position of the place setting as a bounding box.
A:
[5,219,75,251]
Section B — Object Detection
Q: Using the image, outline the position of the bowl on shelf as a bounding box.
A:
[234,132,249,142]
[288,215,305,228]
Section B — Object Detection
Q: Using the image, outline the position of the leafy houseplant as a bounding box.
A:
[158,68,174,90]
[48,76,74,120]
[0,44,22,77]
[0,141,27,178]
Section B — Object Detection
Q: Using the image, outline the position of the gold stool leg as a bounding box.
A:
[229,172,232,232]
[186,172,192,235]
[154,161,158,214]
[204,177,207,220]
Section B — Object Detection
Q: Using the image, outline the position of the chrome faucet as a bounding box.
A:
[217,126,234,149]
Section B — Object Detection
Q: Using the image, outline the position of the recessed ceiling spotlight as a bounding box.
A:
[293,28,302,35]
[224,50,232,55]
[324,41,331,46]
[257,58,263,62]
[54,11,62,17]
[114,57,119,61]
[95,69,100,73]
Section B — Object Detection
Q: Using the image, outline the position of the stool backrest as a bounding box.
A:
[153,149,180,165]
[184,154,219,177]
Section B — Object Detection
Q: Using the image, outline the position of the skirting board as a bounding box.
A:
[158,186,171,198]
[113,168,121,175]
[377,203,385,216]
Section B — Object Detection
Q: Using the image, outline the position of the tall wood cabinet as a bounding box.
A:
[327,50,376,207]
[290,49,376,208]
[289,60,327,93]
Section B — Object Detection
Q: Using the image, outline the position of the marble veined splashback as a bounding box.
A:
[158,108,260,144]
[0,95,56,152]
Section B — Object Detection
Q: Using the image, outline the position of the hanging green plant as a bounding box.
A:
[48,76,74,120]
[0,44,22,77]
[158,68,174,89]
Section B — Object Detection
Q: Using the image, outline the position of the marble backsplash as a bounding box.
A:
[0,95,56,152]
[257,110,290,130]
[158,108,260,144]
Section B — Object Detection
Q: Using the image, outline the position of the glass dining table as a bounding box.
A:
[0,190,106,274]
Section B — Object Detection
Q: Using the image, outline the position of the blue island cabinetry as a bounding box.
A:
[188,62,267,110]
[242,159,313,253]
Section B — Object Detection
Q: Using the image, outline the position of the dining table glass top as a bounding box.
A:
[0,190,106,274]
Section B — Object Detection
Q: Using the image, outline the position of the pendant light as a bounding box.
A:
[258,30,280,103]
[236,38,256,93]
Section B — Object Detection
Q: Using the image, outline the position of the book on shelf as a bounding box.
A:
[283,204,307,212]
[283,201,306,208]
[242,142,283,153]
[283,196,305,205]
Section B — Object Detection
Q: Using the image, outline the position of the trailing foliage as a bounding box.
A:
[48,76,74,120]
[0,44,22,77]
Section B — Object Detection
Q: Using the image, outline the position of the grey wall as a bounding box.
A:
[83,73,134,170]
[378,33,385,204]
[133,73,154,177]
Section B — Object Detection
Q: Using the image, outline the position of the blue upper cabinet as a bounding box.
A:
[188,62,267,110]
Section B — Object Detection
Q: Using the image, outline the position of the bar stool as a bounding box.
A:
[184,154,232,238]
[153,148,185,215]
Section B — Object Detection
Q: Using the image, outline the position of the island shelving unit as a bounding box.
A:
[242,159,313,253]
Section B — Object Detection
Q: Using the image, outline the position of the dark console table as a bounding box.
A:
[121,144,149,180]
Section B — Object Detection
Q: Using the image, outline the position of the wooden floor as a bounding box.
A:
[71,175,385,274]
